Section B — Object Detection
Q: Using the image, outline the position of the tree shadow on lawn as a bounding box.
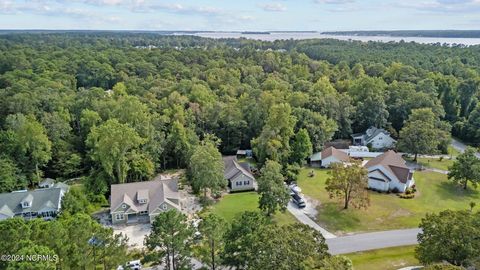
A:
[317,202,361,233]
[436,181,480,200]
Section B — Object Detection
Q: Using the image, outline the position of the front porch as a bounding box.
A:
[126,213,150,224]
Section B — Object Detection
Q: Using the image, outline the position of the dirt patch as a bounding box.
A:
[391,208,412,218]
[303,194,319,220]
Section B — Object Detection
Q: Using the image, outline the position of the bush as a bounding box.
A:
[399,193,415,199]
[405,187,416,195]
[391,187,400,193]
[439,156,444,162]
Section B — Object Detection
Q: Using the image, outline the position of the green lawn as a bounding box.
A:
[416,157,454,171]
[346,245,419,270]
[298,168,480,234]
[207,192,297,226]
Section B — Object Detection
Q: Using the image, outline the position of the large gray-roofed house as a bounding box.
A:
[110,177,180,225]
[223,156,255,192]
[0,185,69,221]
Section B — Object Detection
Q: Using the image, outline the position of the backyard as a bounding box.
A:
[297,167,480,234]
[346,245,419,270]
[206,191,297,226]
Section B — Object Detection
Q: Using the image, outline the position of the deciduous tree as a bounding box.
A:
[326,161,369,210]
[257,160,290,216]
[448,146,480,190]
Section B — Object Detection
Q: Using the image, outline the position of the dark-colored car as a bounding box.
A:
[291,193,306,208]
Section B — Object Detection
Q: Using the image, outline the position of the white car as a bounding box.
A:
[128,260,142,270]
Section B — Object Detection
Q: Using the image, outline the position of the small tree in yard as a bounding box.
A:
[397,108,450,162]
[326,161,369,210]
[448,146,480,190]
[197,214,228,270]
[145,210,193,270]
[257,159,291,216]
[189,136,225,198]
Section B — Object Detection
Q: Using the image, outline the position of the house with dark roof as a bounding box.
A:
[365,150,415,192]
[352,127,396,150]
[223,156,255,192]
[110,176,180,225]
[309,146,350,168]
[0,183,69,221]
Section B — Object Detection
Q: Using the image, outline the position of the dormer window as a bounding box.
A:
[138,199,148,204]
[22,201,31,208]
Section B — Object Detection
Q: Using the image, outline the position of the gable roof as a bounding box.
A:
[110,177,180,215]
[365,150,412,183]
[321,146,350,162]
[223,156,255,181]
[39,178,55,187]
[0,187,67,217]
[364,127,395,143]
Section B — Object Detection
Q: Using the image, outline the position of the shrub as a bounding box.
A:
[439,156,444,162]
[391,187,400,193]
[399,193,415,199]
[405,187,416,195]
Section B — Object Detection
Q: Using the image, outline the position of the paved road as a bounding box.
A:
[287,202,337,239]
[326,228,421,255]
[451,138,480,158]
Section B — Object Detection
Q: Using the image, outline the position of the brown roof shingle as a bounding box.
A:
[321,146,350,162]
[365,150,412,184]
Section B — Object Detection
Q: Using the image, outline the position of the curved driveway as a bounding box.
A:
[327,228,421,255]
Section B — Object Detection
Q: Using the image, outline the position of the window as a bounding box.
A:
[237,181,242,186]
[122,204,126,209]
[115,214,124,220]
[244,181,250,185]
[23,202,29,207]
[379,137,383,140]
[162,204,168,210]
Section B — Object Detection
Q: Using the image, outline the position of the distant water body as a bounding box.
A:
[178,32,480,46]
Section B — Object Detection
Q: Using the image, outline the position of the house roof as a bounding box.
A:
[310,152,322,162]
[365,150,412,184]
[365,127,395,143]
[236,150,247,155]
[223,156,255,181]
[39,178,55,187]
[0,187,67,217]
[110,177,180,215]
[321,146,350,162]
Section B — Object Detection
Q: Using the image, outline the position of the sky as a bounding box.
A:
[0,0,479,31]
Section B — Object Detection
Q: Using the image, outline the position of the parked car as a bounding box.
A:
[289,183,302,195]
[127,260,142,270]
[291,193,306,208]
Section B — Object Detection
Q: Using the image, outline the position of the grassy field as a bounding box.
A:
[416,157,454,171]
[208,192,297,226]
[346,245,419,270]
[298,168,480,234]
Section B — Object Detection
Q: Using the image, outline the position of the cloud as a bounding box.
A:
[396,0,480,14]
[130,2,223,16]
[314,0,355,4]
[260,3,287,12]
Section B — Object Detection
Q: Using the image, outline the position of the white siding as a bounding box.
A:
[368,133,396,149]
[321,156,342,168]
[231,174,254,191]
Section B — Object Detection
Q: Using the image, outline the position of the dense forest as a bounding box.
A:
[0,32,479,201]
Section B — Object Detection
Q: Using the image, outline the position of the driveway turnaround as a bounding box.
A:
[287,202,337,239]
[451,138,480,158]
[326,228,421,255]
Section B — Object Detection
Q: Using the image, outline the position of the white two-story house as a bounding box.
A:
[352,127,396,150]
